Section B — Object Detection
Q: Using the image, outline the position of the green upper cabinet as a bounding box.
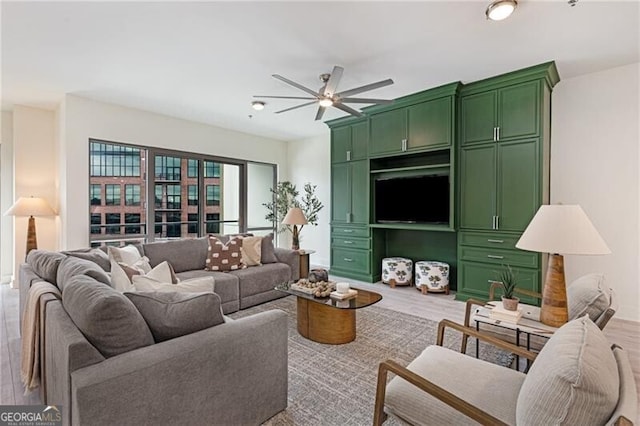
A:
[408,96,453,151]
[461,80,540,146]
[370,108,406,156]
[330,119,368,163]
[330,160,369,225]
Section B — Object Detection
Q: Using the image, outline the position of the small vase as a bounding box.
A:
[501,296,520,311]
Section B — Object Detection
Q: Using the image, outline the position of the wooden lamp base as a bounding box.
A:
[291,225,300,251]
[25,215,38,260]
[540,253,569,327]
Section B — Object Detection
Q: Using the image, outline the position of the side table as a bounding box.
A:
[297,249,316,278]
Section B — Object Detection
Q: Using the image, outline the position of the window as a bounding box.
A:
[188,213,199,234]
[155,185,163,209]
[91,213,102,234]
[155,212,163,235]
[188,185,198,206]
[188,159,198,178]
[124,184,141,206]
[155,155,181,181]
[206,185,220,206]
[90,142,141,177]
[125,213,141,234]
[206,213,220,234]
[166,212,181,238]
[105,184,121,206]
[204,160,220,178]
[105,213,121,234]
[166,185,181,209]
[90,184,102,206]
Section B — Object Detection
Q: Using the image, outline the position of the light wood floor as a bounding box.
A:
[2,279,638,416]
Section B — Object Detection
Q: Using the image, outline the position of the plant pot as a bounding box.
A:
[501,296,520,311]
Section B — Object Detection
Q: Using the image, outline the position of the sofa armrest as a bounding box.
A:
[274,247,300,281]
[70,310,288,426]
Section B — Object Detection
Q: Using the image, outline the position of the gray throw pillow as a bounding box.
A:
[62,275,154,358]
[26,250,67,285]
[63,248,111,272]
[56,256,111,292]
[516,316,619,425]
[124,291,224,342]
[261,233,278,264]
[567,273,610,322]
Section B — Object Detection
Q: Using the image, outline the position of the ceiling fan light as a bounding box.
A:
[251,101,265,111]
[486,0,517,21]
[319,98,333,107]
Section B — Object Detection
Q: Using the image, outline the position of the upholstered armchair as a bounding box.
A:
[373,316,636,425]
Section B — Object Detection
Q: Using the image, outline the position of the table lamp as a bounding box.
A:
[516,204,610,327]
[282,207,308,250]
[4,196,56,259]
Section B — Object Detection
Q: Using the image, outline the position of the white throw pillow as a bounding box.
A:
[131,275,215,293]
[111,260,175,292]
[107,245,146,267]
[241,236,263,267]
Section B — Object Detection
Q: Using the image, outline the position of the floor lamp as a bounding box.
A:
[4,196,56,260]
[282,207,308,251]
[516,204,610,327]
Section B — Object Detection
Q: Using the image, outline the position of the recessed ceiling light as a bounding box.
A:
[486,0,517,21]
[251,101,265,111]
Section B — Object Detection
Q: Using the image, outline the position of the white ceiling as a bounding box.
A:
[2,1,639,142]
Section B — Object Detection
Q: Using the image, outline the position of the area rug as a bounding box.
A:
[229,296,514,425]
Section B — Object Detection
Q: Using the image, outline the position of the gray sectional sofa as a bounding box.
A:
[19,235,299,426]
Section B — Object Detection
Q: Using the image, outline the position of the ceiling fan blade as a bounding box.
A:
[272,74,320,98]
[253,95,316,100]
[323,66,344,96]
[336,78,394,98]
[332,102,363,117]
[314,106,326,121]
[339,97,394,104]
[274,101,317,114]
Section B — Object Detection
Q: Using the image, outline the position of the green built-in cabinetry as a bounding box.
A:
[326,62,559,289]
[456,62,560,304]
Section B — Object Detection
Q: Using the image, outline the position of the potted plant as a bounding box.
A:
[495,264,519,311]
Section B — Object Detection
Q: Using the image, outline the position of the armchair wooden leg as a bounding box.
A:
[373,363,389,426]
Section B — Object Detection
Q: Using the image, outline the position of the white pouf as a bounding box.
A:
[415,261,450,295]
[382,257,413,287]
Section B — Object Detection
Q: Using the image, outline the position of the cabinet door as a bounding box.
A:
[497,139,540,232]
[331,163,350,224]
[350,160,369,224]
[407,97,452,151]
[458,261,540,305]
[331,126,351,163]
[460,91,497,145]
[459,145,496,230]
[498,81,539,141]
[351,121,369,161]
[370,109,406,156]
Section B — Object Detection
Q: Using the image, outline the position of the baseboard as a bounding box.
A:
[1,274,13,286]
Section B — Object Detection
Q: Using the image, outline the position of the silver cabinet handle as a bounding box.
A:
[487,239,504,243]
[343,229,353,233]
[491,215,496,229]
[497,127,500,141]
[346,150,351,161]
[344,258,353,262]
[495,215,499,229]
[401,139,407,152]
[487,255,504,259]
[343,240,353,244]
[488,279,504,284]
[346,212,351,223]
[493,127,497,142]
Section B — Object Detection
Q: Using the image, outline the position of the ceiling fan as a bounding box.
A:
[254,65,394,121]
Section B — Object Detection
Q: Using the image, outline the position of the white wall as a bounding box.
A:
[1,112,15,284]
[59,95,290,250]
[287,133,331,268]
[551,62,639,322]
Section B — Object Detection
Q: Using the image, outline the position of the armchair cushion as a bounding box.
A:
[567,273,610,322]
[385,345,526,425]
[516,316,619,425]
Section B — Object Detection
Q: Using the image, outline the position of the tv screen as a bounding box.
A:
[375,174,449,224]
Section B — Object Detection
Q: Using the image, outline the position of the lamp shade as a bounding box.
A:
[282,207,308,226]
[4,196,56,217]
[516,204,610,255]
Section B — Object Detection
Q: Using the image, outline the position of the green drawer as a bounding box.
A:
[331,236,370,250]
[459,246,539,269]
[331,225,370,238]
[331,247,370,274]
[458,261,540,305]
[459,231,521,250]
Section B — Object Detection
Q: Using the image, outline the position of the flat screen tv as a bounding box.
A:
[375,174,449,224]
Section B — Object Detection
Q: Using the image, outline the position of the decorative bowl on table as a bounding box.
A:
[291,279,336,298]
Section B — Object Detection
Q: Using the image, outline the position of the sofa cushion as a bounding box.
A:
[143,237,209,272]
[56,256,111,291]
[205,236,245,272]
[62,248,111,272]
[241,236,263,266]
[261,233,278,264]
[124,291,224,342]
[175,270,239,311]
[232,263,291,299]
[62,275,154,358]
[516,316,619,425]
[26,250,67,285]
[568,273,610,322]
[131,275,214,293]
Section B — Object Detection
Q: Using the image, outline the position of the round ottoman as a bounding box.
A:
[382,257,413,288]
[415,261,450,295]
